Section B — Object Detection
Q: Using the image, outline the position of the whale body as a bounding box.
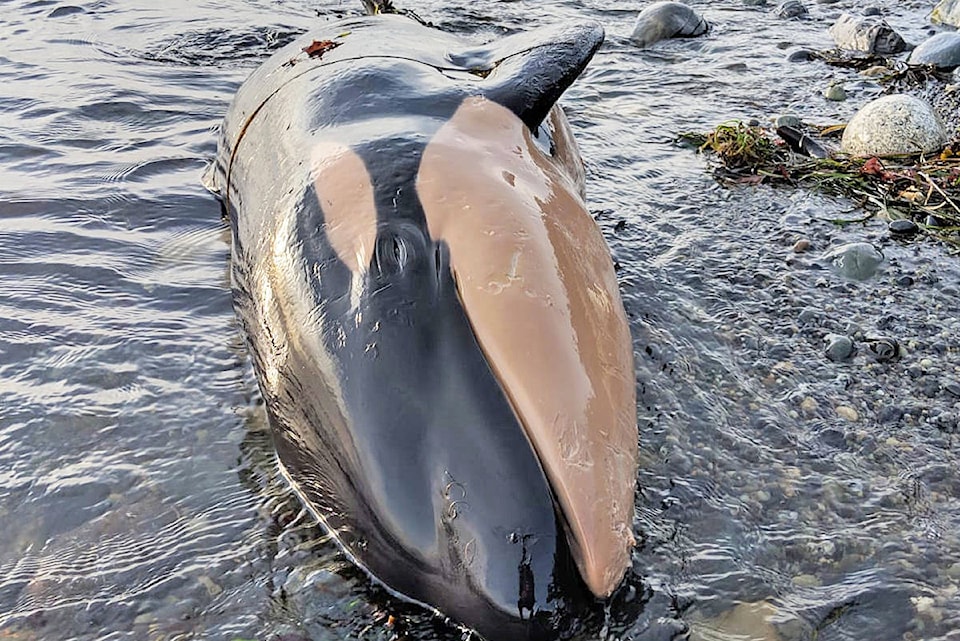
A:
[211,13,638,640]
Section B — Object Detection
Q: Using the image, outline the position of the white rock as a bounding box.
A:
[932,0,960,28]
[841,95,947,157]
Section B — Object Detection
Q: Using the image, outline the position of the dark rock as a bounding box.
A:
[863,6,882,15]
[945,381,960,398]
[865,336,900,362]
[631,1,710,47]
[921,378,942,397]
[878,405,904,423]
[889,219,919,234]
[895,275,914,287]
[777,0,808,18]
[787,48,815,62]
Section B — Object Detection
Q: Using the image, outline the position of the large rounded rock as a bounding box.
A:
[908,32,960,70]
[841,95,947,157]
[932,0,960,28]
[828,13,909,54]
[631,1,709,48]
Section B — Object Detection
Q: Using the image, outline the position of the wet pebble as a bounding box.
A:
[921,378,942,397]
[889,219,919,234]
[863,6,882,15]
[798,307,819,324]
[896,275,914,287]
[822,242,884,280]
[801,396,819,414]
[825,334,855,361]
[879,405,904,423]
[787,48,814,62]
[792,238,811,252]
[777,0,808,18]
[945,381,960,398]
[861,64,891,77]
[776,114,802,128]
[823,83,847,101]
[836,405,859,421]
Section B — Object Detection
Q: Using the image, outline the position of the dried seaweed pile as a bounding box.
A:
[681,122,960,248]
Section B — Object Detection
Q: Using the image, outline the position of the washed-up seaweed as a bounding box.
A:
[680,121,960,248]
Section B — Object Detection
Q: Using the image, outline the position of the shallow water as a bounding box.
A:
[2,0,959,640]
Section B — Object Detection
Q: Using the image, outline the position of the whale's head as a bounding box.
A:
[244,19,637,640]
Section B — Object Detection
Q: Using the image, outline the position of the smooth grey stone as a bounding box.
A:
[945,381,960,397]
[895,275,914,287]
[909,32,960,70]
[823,84,847,101]
[825,334,855,361]
[829,13,909,54]
[932,0,960,28]
[889,219,919,234]
[822,242,884,280]
[863,6,882,15]
[631,1,710,48]
[777,0,808,18]
[775,114,802,128]
[787,48,814,61]
[841,95,947,157]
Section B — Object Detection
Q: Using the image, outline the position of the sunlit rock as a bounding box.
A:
[908,32,960,70]
[630,1,709,48]
[828,13,909,54]
[932,0,960,28]
[841,95,947,157]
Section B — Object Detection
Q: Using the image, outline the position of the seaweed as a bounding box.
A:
[682,121,960,248]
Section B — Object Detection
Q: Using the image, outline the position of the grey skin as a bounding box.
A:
[630,1,709,48]
[211,12,630,641]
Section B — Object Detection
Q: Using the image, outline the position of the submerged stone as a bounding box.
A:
[822,242,884,280]
[908,32,960,70]
[823,83,847,101]
[631,1,709,48]
[841,95,947,157]
[932,0,960,28]
[829,13,909,54]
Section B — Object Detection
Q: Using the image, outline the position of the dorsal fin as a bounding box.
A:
[478,23,604,132]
